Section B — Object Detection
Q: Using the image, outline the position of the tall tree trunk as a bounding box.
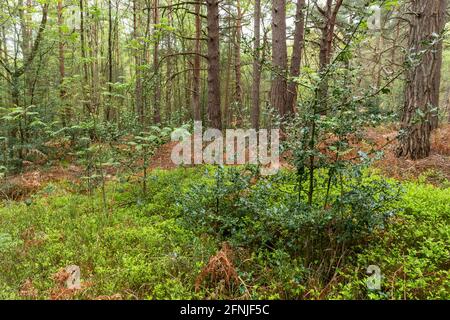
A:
[0,27,9,107]
[18,0,32,107]
[192,0,202,121]
[430,0,448,129]
[317,0,343,113]
[153,0,161,124]
[233,0,243,125]
[286,0,306,114]
[133,0,144,124]
[106,0,114,122]
[114,1,123,120]
[183,42,192,121]
[270,0,288,117]
[165,0,173,123]
[58,0,69,126]
[143,0,152,122]
[79,0,91,115]
[206,0,222,130]
[223,39,232,127]
[90,0,100,117]
[396,0,447,160]
[251,0,261,130]
[223,1,233,127]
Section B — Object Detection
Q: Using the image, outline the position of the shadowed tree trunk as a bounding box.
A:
[223,36,232,127]
[165,0,173,123]
[133,0,144,124]
[430,0,448,129]
[58,0,69,126]
[106,0,114,121]
[251,0,262,130]
[20,0,33,107]
[153,0,161,124]
[192,0,202,121]
[206,0,222,130]
[286,0,306,115]
[317,0,343,113]
[397,0,447,160]
[79,0,91,115]
[270,0,288,117]
[233,0,243,125]
[223,0,233,127]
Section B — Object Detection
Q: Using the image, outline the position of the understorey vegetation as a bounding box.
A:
[0,0,449,301]
[0,167,448,300]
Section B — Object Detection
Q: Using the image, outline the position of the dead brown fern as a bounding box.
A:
[49,268,76,300]
[19,279,38,299]
[49,266,88,300]
[195,242,239,293]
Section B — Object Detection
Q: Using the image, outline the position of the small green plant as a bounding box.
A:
[0,105,50,171]
[123,126,172,197]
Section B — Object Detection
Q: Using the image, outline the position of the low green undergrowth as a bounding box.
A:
[0,167,448,299]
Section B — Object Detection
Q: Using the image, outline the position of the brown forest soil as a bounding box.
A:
[2,125,449,200]
[367,124,450,182]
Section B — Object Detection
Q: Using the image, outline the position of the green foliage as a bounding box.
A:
[326,182,450,300]
[178,166,402,282]
[0,105,53,172]
[0,170,216,299]
[0,167,448,300]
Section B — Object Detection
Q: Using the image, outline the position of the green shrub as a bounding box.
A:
[178,166,401,281]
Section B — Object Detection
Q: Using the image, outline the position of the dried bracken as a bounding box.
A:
[20,227,46,249]
[195,242,239,293]
[49,266,85,300]
[19,279,38,299]
[1,166,81,200]
[369,125,450,183]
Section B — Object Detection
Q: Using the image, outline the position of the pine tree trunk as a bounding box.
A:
[153,0,161,124]
[133,0,144,124]
[223,38,232,127]
[270,0,288,117]
[58,0,69,126]
[206,0,222,130]
[317,0,342,114]
[251,0,261,130]
[165,0,173,123]
[430,0,448,129]
[397,0,447,160]
[192,1,202,121]
[106,0,113,121]
[233,0,243,125]
[286,0,305,115]
[79,0,91,115]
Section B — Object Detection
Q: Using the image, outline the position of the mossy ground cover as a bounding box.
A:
[0,167,448,299]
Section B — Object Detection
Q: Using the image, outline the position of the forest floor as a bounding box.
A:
[3,124,449,201]
[367,124,450,183]
[1,125,449,300]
